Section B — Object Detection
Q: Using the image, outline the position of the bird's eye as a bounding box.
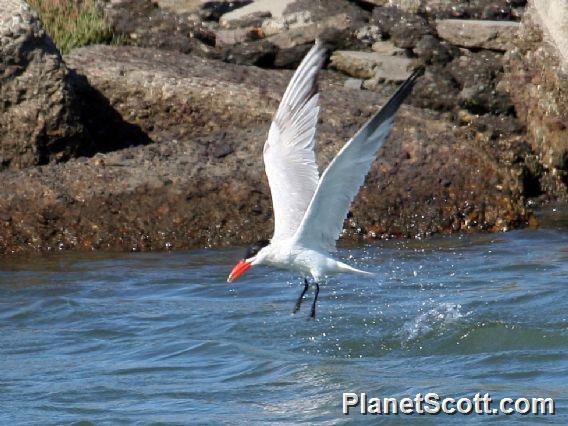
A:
[244,246,256,259]
[244,239,270,260]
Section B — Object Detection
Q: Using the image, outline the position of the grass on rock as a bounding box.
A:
[28,0,123,54]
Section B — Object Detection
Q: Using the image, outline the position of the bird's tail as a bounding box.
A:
[337,261,376,277]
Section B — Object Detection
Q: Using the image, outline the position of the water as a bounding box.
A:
[1,213,567,424]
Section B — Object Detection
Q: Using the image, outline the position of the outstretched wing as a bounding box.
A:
[293,68,424,252]
[263,42,326,242]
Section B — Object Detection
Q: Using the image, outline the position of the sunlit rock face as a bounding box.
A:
[504,0,568,197]
[0,0,91,170]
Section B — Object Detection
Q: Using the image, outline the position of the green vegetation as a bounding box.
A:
[28,0,123,54]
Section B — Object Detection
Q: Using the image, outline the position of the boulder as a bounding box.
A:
[64,46,276,144]
[199,0,253,21]
[155,0,251,20]
[356,25,384,46]
[409,66,460,112]
[344,78,363,90]
[385,0,526,20]
[215,27,263,48]
[282,0,368,24]
[154,0,203,14]
[265,13,354,67]
[330,50,413,82]
[219,0,295,28]
[412,35,456,65]
[371,40,405,56]
[260,10,313,37]
[447,50,514,115]
[104,0,219,57]
[352,0,388,6]
[0,45,533,254]
[531,0,568,67]
[220,0,368,68]
[503,0,568,197]
[436,19,521,51]
[371,7,432,49]
[0,0,91,170]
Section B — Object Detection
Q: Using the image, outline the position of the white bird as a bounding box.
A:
[227,41,423,318]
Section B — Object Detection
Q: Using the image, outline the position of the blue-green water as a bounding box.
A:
[1,212,567,424]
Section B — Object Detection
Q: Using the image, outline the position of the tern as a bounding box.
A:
[227,41,423,318]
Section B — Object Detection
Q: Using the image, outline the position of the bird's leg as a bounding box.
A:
[310,282,320,319]
[293,278,310,314]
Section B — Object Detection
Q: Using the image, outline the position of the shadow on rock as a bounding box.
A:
[69,70,153,154]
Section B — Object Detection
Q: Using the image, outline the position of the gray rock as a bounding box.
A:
[371,40,405,56]
[413,35,455,65]
[436,19,521,51]
[155,0,203,14]
[344,78,363,90]
[198,0,252,21]
[282,0,368,23]
[219,10,271,29]
[215,27,263,48]
[432,49,514,116]
[409,66,460,112]
[261,10,313,36]
[386,0,422,13]
[222,12,358,68]
[0,0,90,170]
[217,0,367,68]
[330,50,412,81]
[371,7,432,49]
[356,25,383,46]
[531,0,567,69]
[105,0,219,57]
[503,0,568,197]
[387,0,526,20]
[219,0,295,28]
[353,0,388,5]
[447,50,514,114]
[266,13,352,65]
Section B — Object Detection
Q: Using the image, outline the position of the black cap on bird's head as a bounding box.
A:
[244,239,270,260]
[227,239,270,283]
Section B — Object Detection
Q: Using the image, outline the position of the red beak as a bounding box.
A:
[227,260,251,283]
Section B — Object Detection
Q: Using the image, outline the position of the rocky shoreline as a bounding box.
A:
[0,0,566,254]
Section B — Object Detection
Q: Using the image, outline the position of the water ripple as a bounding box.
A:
[0,228,567,423]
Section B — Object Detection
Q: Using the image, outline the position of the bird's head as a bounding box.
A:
[227,239,270,283]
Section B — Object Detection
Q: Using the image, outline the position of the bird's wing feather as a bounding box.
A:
[264,42,326,242]
[293,68,424,252]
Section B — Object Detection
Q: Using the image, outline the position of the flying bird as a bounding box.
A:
[228,41,423,318]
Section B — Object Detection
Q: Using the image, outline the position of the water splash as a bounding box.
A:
[399,302,466,341]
